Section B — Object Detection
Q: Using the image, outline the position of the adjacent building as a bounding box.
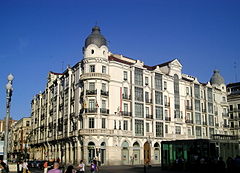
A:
[8,117,31,161]
[29,26,232,165]
[227,82,240,136]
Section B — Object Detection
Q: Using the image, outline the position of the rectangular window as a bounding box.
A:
[164,81,167,90]
[155,73,162,90]
[156,106,163,120]
[102,83,106,91]
[209,115,214,126]
[102,118,106,128]
[146,107,149,117]
[119,121,121,130]
[208,103,213,114]
[135,120,144,136]
[146,122,149,132]
[89,99,95,109]
[145,92,149,102]
[89,82,95,90]
[124,103,128,112]
[135,103,144,118]
[123,71,128,80]
[195,100,200,111]
[123,87,128,96]
[165,125,168,134]
[156,122,163,137]
[123,120,128,130]
[135,87,143,101]
[195,112,201,125]
[209,128,214,136]
[26,121,30,126]
[102,100,106,109]
[186,87,189,95]
[135,68,143,86]
[89,118,94,128]
[194,84,200,99]
[196,126,201,137]
[102,66,106,73]
[90,65,95,72]
[175,126,181,134]
[145,76,149,85]
[114,120,116,129]
[207,88,213,102]
[155,91,163,105]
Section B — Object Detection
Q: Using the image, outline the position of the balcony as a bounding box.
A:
[185,106,193,110]
[165,102,170,107]
[145,99,152,104]
[185,120,193,124]
[100,108,109,114]
[79,129,132,136]
[121,111,132,117]
[80,72,110,81]
[222,113,229,117]
[84,108,98,113]
[122,94,131,100]
[146,114,153,119]
[223,124,229,128]
[101,90,109,96]
[86,90,97,95]
[165,117,171,121]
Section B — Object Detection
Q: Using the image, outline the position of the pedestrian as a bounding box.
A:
[19,161,23,173]
[44,161,48,173]
[22,161,28,173]
[48,162,61,173]
[0,160,8,173]
[90,160,98,173]
[65,165,76,173]
[77,160,85,173]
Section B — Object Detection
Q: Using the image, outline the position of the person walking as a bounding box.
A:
[65,165,76,173]
[77,160,85,173]
[48,162,61,173]
[90,160,98,173]
[22,161,28,173]
[43,161,48,173]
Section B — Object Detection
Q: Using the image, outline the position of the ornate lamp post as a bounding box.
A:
[3,74,14,164]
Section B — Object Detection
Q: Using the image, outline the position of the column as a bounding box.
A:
[76,138,82,163]
[66,142,69,164]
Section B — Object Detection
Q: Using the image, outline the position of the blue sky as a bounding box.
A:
[0,0,240,120]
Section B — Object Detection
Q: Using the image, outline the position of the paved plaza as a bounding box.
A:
[26,165,187,173]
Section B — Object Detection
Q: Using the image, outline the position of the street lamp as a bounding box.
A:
[3,74,14,164]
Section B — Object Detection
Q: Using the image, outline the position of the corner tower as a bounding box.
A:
[83,26,109,59]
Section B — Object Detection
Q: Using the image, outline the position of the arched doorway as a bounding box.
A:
[154,142,160,164]
[133,142,140,165]
[88,142,95,163]
[144,142,151,164]
[100,142,106,165]
[121,141,129,165]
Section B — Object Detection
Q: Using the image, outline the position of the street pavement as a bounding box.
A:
[24,165,188,173]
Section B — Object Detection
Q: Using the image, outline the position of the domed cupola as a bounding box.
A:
[210,70,225,86]
[84,26,107,48]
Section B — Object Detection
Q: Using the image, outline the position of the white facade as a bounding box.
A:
[28,26,231,165]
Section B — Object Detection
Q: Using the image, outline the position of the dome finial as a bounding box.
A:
[210,69,225,85]
[84,26,107,48]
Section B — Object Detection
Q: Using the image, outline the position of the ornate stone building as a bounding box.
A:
[29,26,231,165]
[227,82,240,136]
[8,117,31,161]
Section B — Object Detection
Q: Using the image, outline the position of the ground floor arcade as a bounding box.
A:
[29,135,162,165]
